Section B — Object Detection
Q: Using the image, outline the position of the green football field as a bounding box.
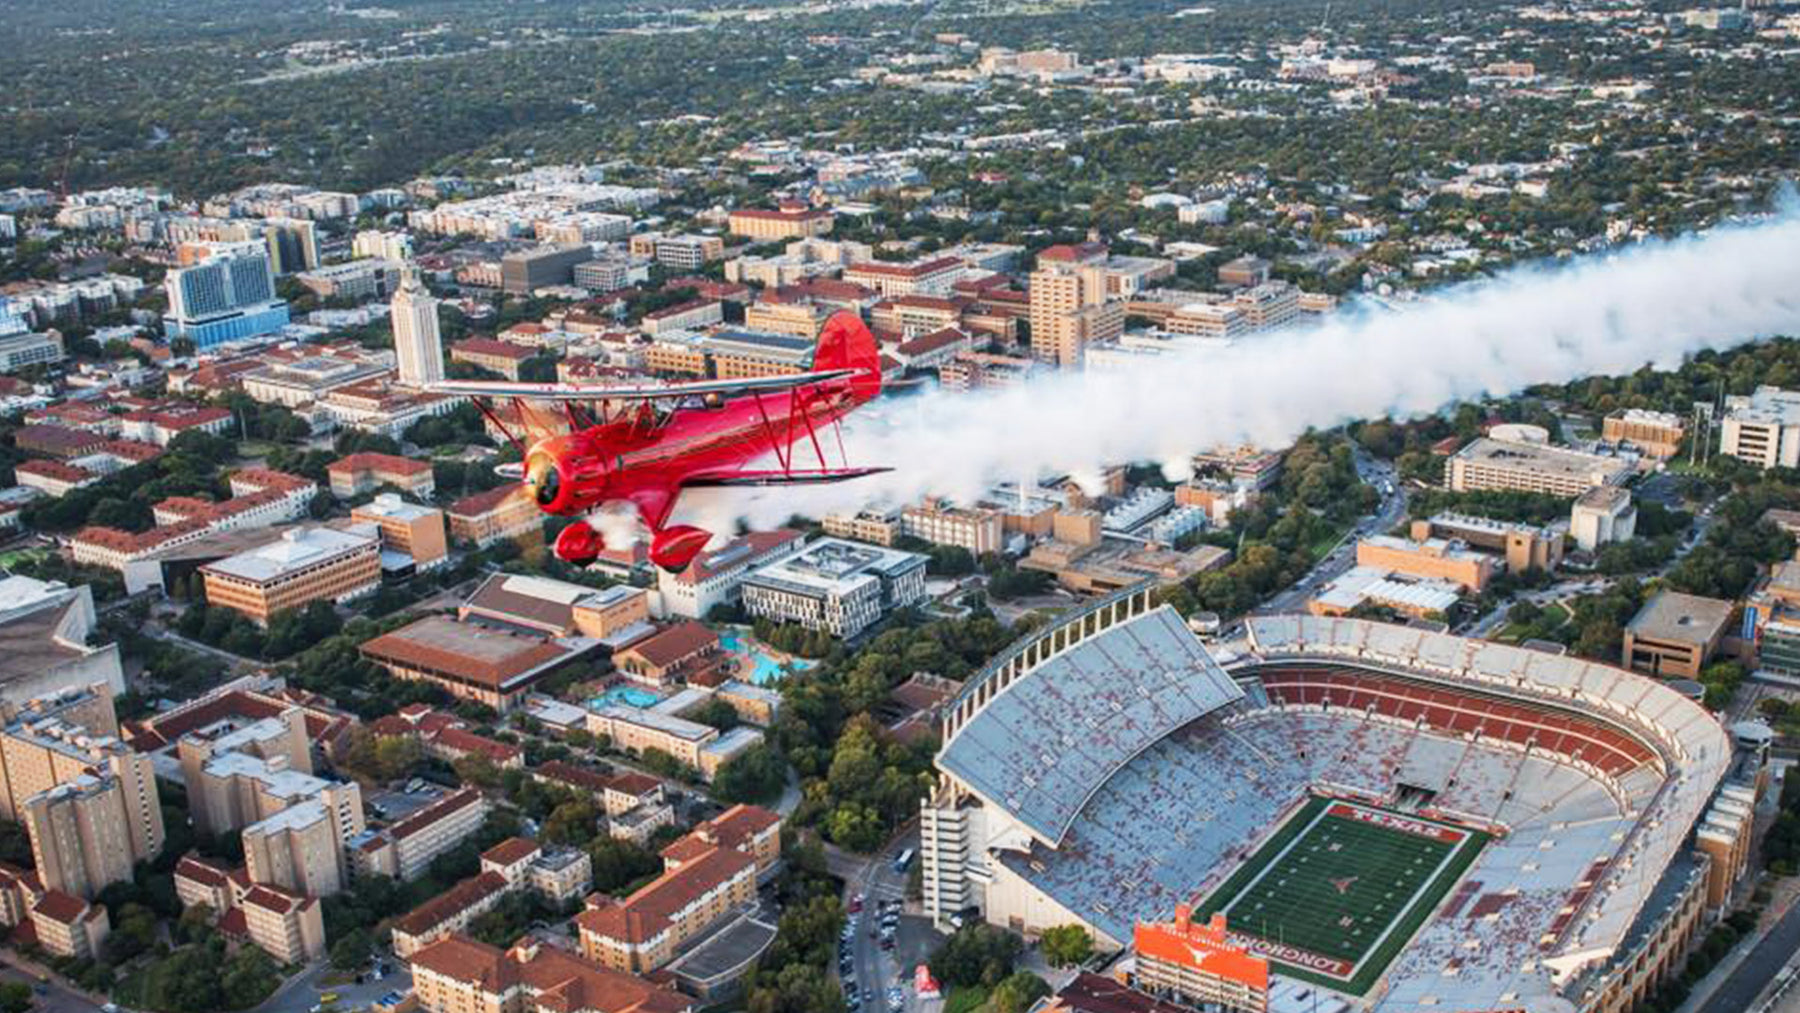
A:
[1195,796,1490,995]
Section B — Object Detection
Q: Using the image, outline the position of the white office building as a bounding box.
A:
[1722,386,1800,470]
[740,538,927,638]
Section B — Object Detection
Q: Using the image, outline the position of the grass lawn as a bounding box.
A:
[944,986,991,1013]
[1495,600,1573,644]
[236,440,276,457]
[0,548,49,570]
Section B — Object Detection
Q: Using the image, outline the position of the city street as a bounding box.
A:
[1259,449,1407,615]
[833,831,943,1013]
[0,959,102,1013]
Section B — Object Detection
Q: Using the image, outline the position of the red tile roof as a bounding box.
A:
[618,622,718,670]
[330,452,433,477]
[15,459,95,483]
[408,934,691,1013]
[454,338,536,361]
[449,482,529,518]
[242,884,308,916]
[481,837,541,868]
[846,257,962,279]
[174,854,232,889]
[575,846,755,945]
[434,726,523,765]
[730,208,831,222]
[32,890,91,926]
[394,871,508,936]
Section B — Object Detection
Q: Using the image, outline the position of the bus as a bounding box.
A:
[891,848,914,873]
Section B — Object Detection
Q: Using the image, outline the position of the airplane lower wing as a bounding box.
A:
[681,466,893,488]
[429,369,858,403]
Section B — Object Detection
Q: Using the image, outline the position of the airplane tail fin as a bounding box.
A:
[813,311,882,401]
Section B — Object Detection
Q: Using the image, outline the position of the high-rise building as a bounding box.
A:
[391,267,444,388]
[0,686,161,862]
[22,773,153,899]
[162,242,290,348]
[1029,246,1121,367]
[263,218,320,274]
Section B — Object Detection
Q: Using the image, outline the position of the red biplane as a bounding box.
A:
[431,311,887,573]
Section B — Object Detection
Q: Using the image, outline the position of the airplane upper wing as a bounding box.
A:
[681,466,893,488]
[428,369,859,402]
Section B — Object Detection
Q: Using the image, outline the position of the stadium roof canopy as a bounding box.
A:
[939,603,1242,846]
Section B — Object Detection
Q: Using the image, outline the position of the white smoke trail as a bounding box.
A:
[671,208,1800,537]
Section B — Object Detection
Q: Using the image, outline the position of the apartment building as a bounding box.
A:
[902,499,1004,555]
[239,884,327,963]
[353,787,490,882]
[177,707,344,830]
[242,796,359,897]
[201,526,381,625]
[1029,257,1122,367]
[530,762,673,843]
[584,707,719,772]
[408,935,692,1013]
[1722,386,1800,469]
[295,258,402,301]
[392,870,510,957]
[728,207,834,241]
[1445,438,1632,498]
[172,856,326,963]
[575,817,767,972]
[28,890,110,960]
[447,483,543,548]
[1604,409,1686,459]
[328,452,437,498]
[22,773,152,900]
[0,685,143,820]
[481,837,594,903]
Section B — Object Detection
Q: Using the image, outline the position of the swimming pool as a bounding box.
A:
[719,629,815,685]
[591,685,662,709]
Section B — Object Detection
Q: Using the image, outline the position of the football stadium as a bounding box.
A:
[920,584,1769,1013]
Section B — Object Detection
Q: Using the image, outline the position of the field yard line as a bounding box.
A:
[1338,802,1469,981]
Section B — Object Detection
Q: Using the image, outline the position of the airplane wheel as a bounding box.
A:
[554,522,604,566]
[650,526,710,573]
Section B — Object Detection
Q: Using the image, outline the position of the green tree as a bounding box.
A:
[1038,925,1093,968]
[331,927,374,970]
[992,972,1051,1013]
